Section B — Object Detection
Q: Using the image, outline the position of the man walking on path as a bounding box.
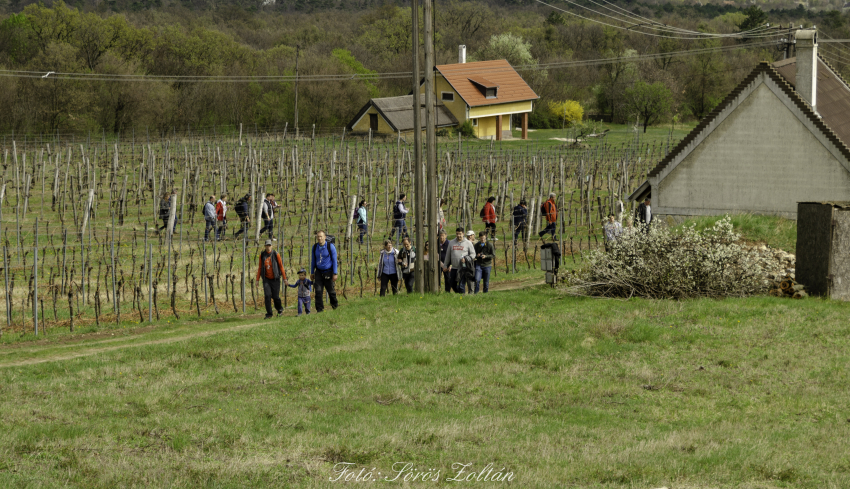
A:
[636,197,653,231]
[513,199,528,242]
[215,194,228,240]
[442,227,476,294]
[203,195,217,242]
[288,268,313,316]
[233,194,252,239]
[259,193,277,241]
[356,200,368,244]
[390,193,409,239]
[481,196,498,240]
[310,230,339,312]
[256,240,287,319]
[538,193,558,241]
[438,230,450,292]
[474,231,495,294]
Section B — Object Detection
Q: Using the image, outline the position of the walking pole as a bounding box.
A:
[203,238,208,303]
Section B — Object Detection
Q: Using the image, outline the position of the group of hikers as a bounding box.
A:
[225,191,563,319]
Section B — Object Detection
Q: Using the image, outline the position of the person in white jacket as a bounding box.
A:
[442,227,476,294]
[203,195,217,242]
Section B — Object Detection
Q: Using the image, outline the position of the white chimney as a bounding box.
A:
[795,28,818,113]
[459,45,466,64]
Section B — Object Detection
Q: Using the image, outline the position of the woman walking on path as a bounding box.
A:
[398,237,416,293]
[377,240,401,296]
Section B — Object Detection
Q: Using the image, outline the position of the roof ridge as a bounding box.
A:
[646,61,850,183]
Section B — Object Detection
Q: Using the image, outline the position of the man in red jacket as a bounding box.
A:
[256,240,287,319]
[538,193,558,241]
[481,196,497,240]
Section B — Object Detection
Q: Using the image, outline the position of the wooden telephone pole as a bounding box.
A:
[295,44,300,138]
[424,0,438,293]
[413,0,425,293]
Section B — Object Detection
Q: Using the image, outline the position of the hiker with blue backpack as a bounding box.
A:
[233,194,252,239]
[390,193,408,240]
[310,230,339,312]
[355,200,368,244]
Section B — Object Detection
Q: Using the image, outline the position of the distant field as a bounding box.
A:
[510,122,697,148]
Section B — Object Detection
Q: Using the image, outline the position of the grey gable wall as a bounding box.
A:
[653,77,850,220]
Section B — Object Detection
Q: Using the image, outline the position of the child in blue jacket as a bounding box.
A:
[288,268,313,316]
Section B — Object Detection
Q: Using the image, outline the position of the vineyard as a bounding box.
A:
[0,125,676,336]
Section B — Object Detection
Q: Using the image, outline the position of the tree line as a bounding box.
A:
[0,0,848,135]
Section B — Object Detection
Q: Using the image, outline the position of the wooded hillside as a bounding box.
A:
[0,1,849,135]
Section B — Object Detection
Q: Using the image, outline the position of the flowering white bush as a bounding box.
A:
[567,216,777,299]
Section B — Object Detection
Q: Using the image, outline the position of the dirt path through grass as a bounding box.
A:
[0,278,545,368]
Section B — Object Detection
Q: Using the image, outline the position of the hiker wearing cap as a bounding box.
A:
[465,230,477,246]
[538,193,558,241]
[310,230,339,312]
[203,195,217,242]
[603,213,623,251]
[513,199,528,242]
[481,196,497,240]
[442,227,476,294]
[474,231,495,294]
[256,240,287,319]
[288,268,313,316]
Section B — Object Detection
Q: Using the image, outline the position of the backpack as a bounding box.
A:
[235,199,248,218]
[159,198,170,217]
[353,207,363,224]
[479,205,486,218]
[393,201,403,220]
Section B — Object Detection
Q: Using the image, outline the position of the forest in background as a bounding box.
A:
[1,0,850,136]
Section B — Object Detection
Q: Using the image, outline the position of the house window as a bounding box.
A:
[471,118,478,126]
[485,88,497,99]
[441,92,454,102]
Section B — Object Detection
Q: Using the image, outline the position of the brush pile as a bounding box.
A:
[564,217,807,299]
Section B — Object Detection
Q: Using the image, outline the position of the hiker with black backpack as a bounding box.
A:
[233,194,252,239]
[255,239,287,319]
[258,193,277,241]
[203,195,217,242]
[390,193,409,240]
[442,227,476,294]
[310,230,339,312]
[355,200,368,244]
[481,196,497,240]
[158,192,172,234]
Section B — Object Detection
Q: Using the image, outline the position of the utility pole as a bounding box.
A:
[424,0,438,293]
[413,0,424,294]
[783,24,794,59]
[295,44,300,139]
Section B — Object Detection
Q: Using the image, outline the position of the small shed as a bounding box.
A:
[795,201,850,300]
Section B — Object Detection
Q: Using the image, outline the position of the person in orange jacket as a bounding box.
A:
[256,240,287,319]
[538,193,558,241]
[481,196,497,240]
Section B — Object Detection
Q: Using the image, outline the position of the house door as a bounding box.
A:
[370,114,379,131]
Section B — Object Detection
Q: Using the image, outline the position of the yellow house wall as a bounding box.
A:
[474,116,498,139]
[469,100,533,118]
[421,77,468,124]
[351,106,395,134]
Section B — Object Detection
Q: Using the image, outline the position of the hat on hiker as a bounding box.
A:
[466,230,475,237]
[298,268,307,274]
[264,239,273,246]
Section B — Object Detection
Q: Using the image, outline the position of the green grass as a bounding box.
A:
[678,214,798,253]
[510,122,697,148]
[1,286,850,488]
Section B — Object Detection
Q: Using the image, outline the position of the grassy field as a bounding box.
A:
[677,214,798,253]
[1,285,850,488]
[510,122,697,148]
